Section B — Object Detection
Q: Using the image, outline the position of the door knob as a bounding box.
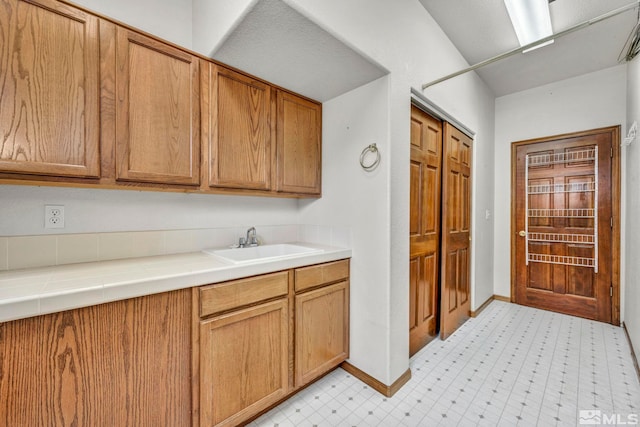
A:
[519,230,527,237]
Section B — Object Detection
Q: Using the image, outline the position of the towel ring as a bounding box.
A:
[360,143,380,171]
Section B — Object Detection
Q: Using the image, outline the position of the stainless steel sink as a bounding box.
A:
[203,244,322,264]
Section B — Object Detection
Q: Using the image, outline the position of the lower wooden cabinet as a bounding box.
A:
[0,260,348,427]
[196,260,350,426]
[199,299,289,427]
[0,289,192,426]
[295,281,349,387]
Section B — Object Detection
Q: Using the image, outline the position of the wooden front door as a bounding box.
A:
[512,127,620,324]
[409,106,441,356]
[440,123,472,340]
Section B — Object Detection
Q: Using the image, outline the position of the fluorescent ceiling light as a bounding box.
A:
[504,0,554,52]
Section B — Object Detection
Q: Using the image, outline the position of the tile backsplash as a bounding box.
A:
[0,225,351,271]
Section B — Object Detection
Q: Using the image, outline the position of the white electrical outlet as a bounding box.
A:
[45,205,65,229]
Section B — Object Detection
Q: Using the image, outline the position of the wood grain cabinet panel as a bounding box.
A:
[114,27,200,185]
[294,259,349,292]
[200,271,289,317]
[0,289,192,426]
[0,1,324,197]
[199,299,289,427]
[295,281,349,387]
[0,0,100,178]
[276,90,321,195]
[194,262,349,424]
[205,64,273,190]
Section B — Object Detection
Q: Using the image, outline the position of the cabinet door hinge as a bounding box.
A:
[611,147,613,158]
[610,286,613,297]
[611,217,613,229]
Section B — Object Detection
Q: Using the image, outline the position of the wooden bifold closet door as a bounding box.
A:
[410,105,473,355]
[440,123,473,340]
[409,106,442,356]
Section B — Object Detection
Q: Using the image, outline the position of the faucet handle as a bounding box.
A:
[238,237,247,247]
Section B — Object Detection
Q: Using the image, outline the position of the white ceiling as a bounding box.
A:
[212,0,638,100]
[418,0,639,96]
[212,0,388,102]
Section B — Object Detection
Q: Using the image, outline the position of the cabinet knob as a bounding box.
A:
[518,230,527,237]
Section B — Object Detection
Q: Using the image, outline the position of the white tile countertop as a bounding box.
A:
[0,243,351,323]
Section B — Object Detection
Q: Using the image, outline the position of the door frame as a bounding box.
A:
[510,125,621,325]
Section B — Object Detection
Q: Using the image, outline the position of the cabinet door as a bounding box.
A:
[206,65,273,190]
[0,289,192,426]
[200,299,289,427]
[0,0,100,177]
[295,281,349,387]
[276,91,321,195]
[115,27,200,185]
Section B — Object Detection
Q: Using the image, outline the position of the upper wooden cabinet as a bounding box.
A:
[276,90,322,195]
[203,64,274,190]
[112,27,200,185]
[0,0,322,196]
[0,0,100,178]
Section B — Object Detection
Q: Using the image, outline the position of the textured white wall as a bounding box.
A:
[625,57,640,354]
[0,185,298,236]
[493,65,627,303]
[299,77,392,382]
[290,0,496,384]
[72,0,192,48]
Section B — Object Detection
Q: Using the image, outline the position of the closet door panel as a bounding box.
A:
[409,106,441,355]
[440,123,472,340]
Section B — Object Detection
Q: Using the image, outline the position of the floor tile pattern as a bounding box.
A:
[250,301,640,426]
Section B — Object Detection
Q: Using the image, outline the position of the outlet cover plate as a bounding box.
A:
[45,205,65,229]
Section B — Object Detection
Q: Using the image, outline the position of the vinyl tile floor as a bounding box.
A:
[249,301,640,426]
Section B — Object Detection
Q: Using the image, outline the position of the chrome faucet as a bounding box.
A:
[239,227,259,248]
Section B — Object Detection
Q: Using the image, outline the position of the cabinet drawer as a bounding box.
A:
[200,271,289,317]
[294,260,349,293]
